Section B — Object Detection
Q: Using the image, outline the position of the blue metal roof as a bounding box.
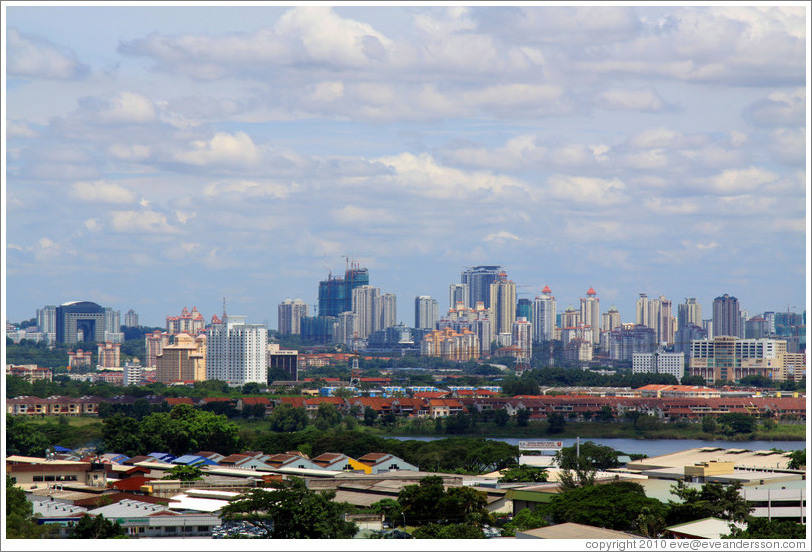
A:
[171,454,216,466]
[148,452,177,462]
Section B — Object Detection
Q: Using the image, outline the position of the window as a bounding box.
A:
[197,526,209,532]
[165,526,177,533]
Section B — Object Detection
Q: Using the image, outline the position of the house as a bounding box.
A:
[389,398,429,418]
[165,397,194,407]
[171,454,217,467]
[427,398,464,418]
[263,453,322,471]
[6,455,108,490]
[356,453,418,474]
[311,453,369,472]
[218,454,269,470]
[237,396,272,415]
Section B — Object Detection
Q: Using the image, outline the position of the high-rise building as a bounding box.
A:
[745,316,770,339]
[449,284,469,311]
[145,330,169,368]
[421,327,480,361]
[156,333,206,383]
[674,323,707,355]
[318,265,369,318]
[122,360,144,386]
[267,343,298,382]
[489,271,516,335]
[104,307,121,335]
[713,294,741,338]
[516,298,532,322]
[352,285,382,339]
[97,342,121,369]
[608,324,657,361]
[381,293,397,330]
[472,314,492,358]
[688,336,787,383]
[632,351,685,381]
[166,307,206,336]
[601,306,621,334]
[532,285,557,343]
[278,299,308,335]
[560,305,581,330]
[124,309,139,328]
[512,317,533,367]
[336,311,357,347]
[677,298,702,329]
[635,293,674,346]
[461,265,503,309]
[414,295,439,331]
[580,287,600,345]
[36,306,57,335]
[56,301,106,344]
[206,315,267,386]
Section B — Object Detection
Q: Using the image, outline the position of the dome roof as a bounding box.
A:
[586,287,597,296]
[542,285,552,293]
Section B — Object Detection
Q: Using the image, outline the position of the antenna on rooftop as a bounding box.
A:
[223,297,227,320]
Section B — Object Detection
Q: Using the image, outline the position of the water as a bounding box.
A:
[389,436,806,456]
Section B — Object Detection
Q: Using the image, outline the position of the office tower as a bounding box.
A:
[124,309,139,328]
[36,306,57,335]
[763,311,776,334]
[381,293,397,330]
[512,316,533,367]
[449,284,469,311]
[414,295,439,331]
[166,307,207,336]
[688,336,787,383]
[489,271,516,335]
[461,265,503,309]
[318,265,369,318]
[677,298,702,329]
[97,342,121,369]
[206,315,268,386]
[517,298,532,322]
[352,285,381,339]
[632,351,685,381]
[532,285,557,343]
[635,293,674,346]
[56,301,106,344]
[267,343,298,382]
[580,287,600,345]
[156,333,206,383]
[472,315,492,357]
[278,299,308,335]
[713,294,741,338]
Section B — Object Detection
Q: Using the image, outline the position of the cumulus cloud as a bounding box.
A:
[332,205,394,225]
[71,180,137,204]
[6,120,38,138]
[175,131,260,166]
[202,179,294,198]
[484,231,521,243]
[744,88,806,127]
[7,28,88,80]
[110,210,178,233]
[108,144,151,161]
[705,166,779,195]
[546,175,627,206]
[596,87,667,112]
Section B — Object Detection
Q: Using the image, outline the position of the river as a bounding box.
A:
[390,436,806,456]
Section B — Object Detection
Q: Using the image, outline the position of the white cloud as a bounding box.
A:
[84,219,101,232]
[110,210,178,233]
[97,92,157,123]
[175,211,196,224]
[176,131,260,166]
[202,179,294,198]
[332,205,394,225]
[484,231,521,243]
[596,87,666,112]
[706,166,779,195]
[7,28,88,80]
[744,88,805,127]
[546,175,627,206]
[70,180,137,204]
[108,144,151,161]
[6,120,38,138]
[643,197,699,215]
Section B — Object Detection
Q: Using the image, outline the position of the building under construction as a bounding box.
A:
[317,263,369,318]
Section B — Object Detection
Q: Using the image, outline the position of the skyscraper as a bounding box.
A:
[206,315,267,386]
[449,283,469,311]
[414,295,439,331]
[36,305,57,335]
[318,266,369,318]
[636,293,674,346]
[580,287,600,345]
[713,294,741,338]
[381,293,397,330]
[352,285,382,339]
[516,298,532,322]
[278,298,308,335]
[156,333,206,383]
[512,316,533,368]
[124,309,139,328]
[55,301,106,344]
[489,271,516,335]
[532,285,556,343]
[461,265,503,309]
[677,298,702,329]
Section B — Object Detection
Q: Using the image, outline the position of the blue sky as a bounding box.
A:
[3,3,808,329]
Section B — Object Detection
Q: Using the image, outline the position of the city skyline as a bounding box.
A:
[4,4,809,329]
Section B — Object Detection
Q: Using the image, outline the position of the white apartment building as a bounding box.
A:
[688,336,788,383]
[206,315,267,386]
[532,286,556,343]
[632,351,685,381]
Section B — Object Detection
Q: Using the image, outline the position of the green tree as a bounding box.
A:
[6,475,46,538]
[268,403,309,432]
[501,507,547,536]
[493,409,509,427]
[546,412,566,434]
[516,407,530,427]
[498,465,549,483]
[680,375,706,386]
[724,517,806,539]
[787,449,805,470]
[70,514,126,538]
[398,476,490,527]
[666,481,753,525]
[411,523,484,538]
[717,413,756,435]
[368,498,403,528]
[634,505,667,538]
[701,415,717,434]
[161,465,203,481]
[363,406,378,426]
[220,477,357,538]
[6,415,50,457]
[313,402,342,430]
[545,481,667,532]
[102,413,145,456]
[138,404,241,455]
[241,382,263,395]
[554,441,620,470]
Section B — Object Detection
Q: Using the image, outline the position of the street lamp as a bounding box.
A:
[401,512,406,529]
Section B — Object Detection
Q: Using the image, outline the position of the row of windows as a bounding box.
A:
[32,475,79,482]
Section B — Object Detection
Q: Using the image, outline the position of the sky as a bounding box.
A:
[3,2,809,330]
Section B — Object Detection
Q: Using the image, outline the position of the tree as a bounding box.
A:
[498,465,548,483]
[547,412,566,434]
[680,375,706,386]
[241,382,263,395]
[493,409,509,427]
[6,475,46,538]
[545,481,667,532]
[162,465,203,481]
[501,506,548,536]
[411,523,484,539]
[363,406,379,426]
[137,405,241,455]
[220,477,357,538]
[724,517,806,539]
[102,413,144,456]
[634,505,667,538]
[787,449,805,470]
[268,403,309,432]
[701,415,717,434]
[70,514,126,539]
[368,498,403,528]
[6,415,50,457]
[313,402,342,430]
[666,481,753,526]
[516,407,530,427]
[398,476,491,528]
[717,413,756,435]
[554,441,621,470]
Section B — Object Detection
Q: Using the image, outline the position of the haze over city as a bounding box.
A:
[4,3,808,328]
